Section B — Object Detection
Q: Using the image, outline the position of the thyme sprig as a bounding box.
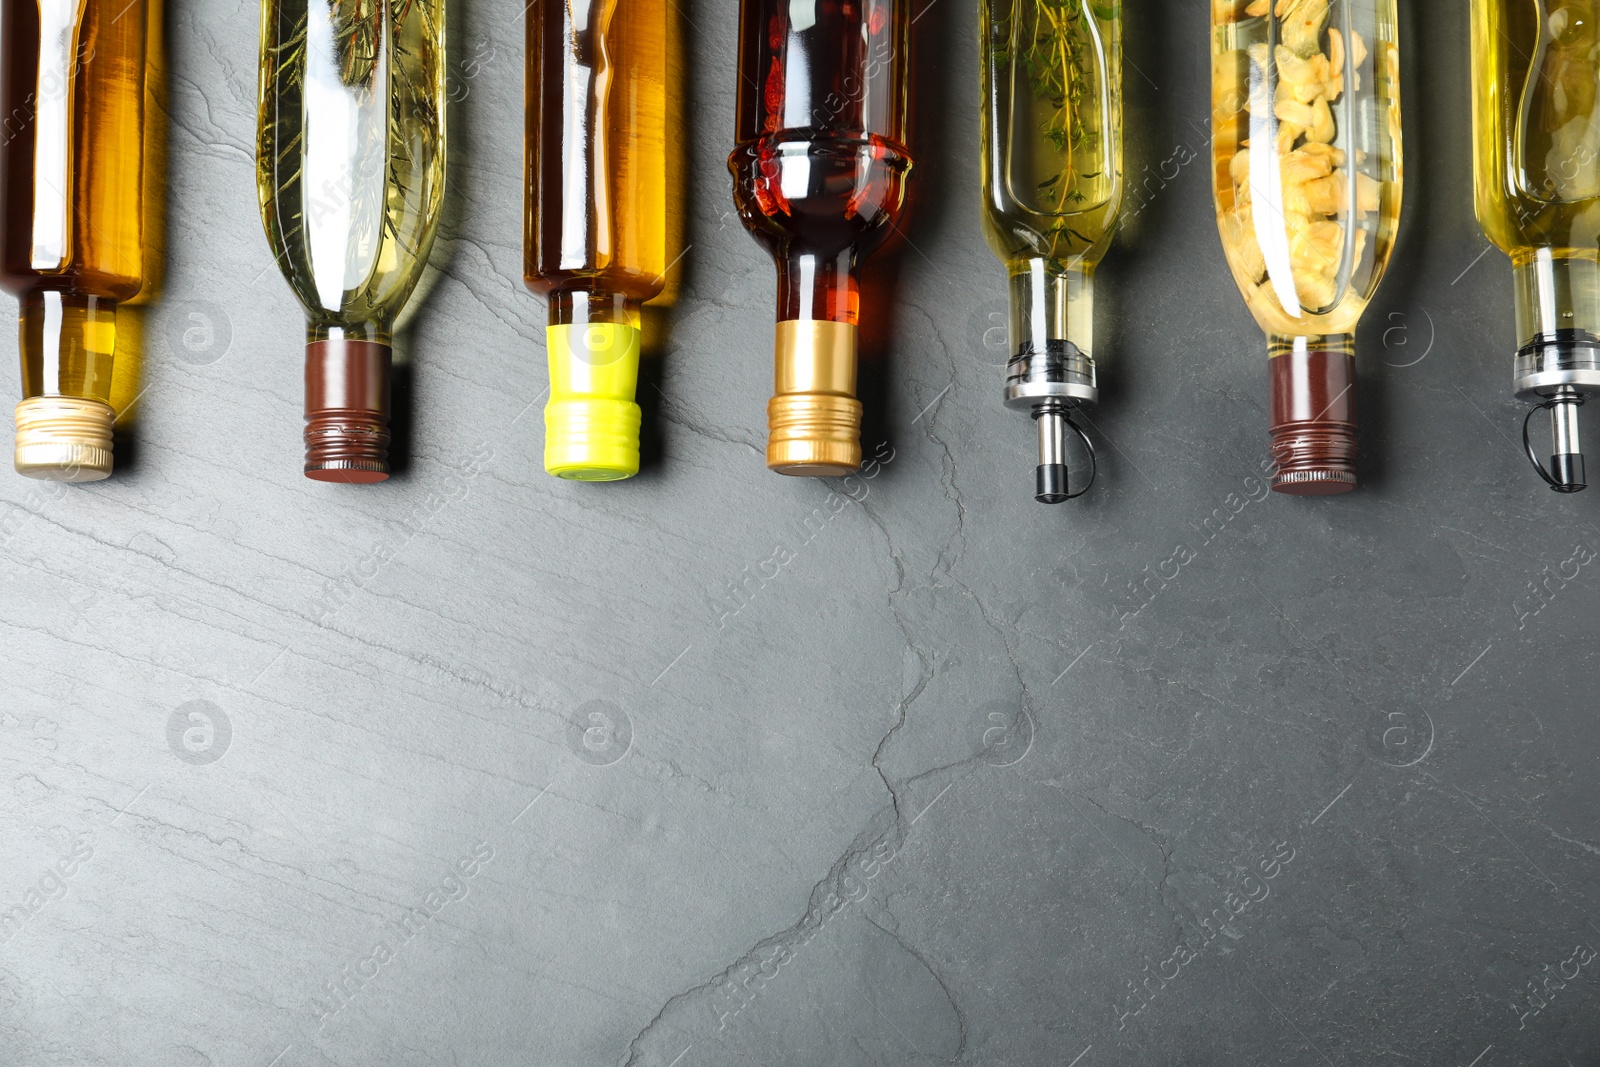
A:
[995,0,1115,217]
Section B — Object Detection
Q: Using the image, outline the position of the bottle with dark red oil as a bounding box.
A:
[729,0,912,476]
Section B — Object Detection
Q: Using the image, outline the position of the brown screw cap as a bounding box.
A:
[1269,347,1358,496]
[305,339,391,484]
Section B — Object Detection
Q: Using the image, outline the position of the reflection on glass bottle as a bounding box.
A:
[257,0,446,483]
[981,0,1122,504]
[1212,0,1403,495]
[1472,0,1600,492]
[0,0,148,480]
[525,0,676,481]
[729,0,913,476]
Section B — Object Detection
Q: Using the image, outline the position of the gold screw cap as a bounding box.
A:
[767,319,864,477]
[14,396,114,482]
[767,393,863,475]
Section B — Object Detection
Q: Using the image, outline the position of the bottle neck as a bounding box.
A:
[542,290,644,482]
[1265,333,1358,496]
[766,251,863,476]
[1267,333,1355,359]
[1512,252,1600,349]
[1001,259,1099,412]
[19,291,118,402]
[1009,258,1095,363]
[308,321,392,345]
[1508,254,1600,493]
[549,289,642,329]
[776,250,858,324]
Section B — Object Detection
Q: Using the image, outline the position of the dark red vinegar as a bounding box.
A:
[729,0,912,325]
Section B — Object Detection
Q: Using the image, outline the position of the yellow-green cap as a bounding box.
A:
[544,322,642,481]
[14,395,114,481]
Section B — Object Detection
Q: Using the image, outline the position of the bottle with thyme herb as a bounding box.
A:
[256,0,446,483]
[728,0,913,476]
[0,0,149,480]
[1211,0,1403,495]
[1471,0,1600,493]
[981,0,1122,503]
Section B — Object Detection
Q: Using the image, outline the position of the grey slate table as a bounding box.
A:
[2,1,1597,1064]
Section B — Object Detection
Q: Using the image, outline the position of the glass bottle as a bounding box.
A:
[0,0,148,481]
[525,0,674,481]
[729,0,913,476]
[1471,0,1600,493]
[1211,0,1403,495]
[981,0,1123,504]
[256,0,446,483]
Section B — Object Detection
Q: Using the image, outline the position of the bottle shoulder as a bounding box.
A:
[730,130,913,168]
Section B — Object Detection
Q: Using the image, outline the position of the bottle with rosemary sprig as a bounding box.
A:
[980,0,1123,504]
[256,0,446,482]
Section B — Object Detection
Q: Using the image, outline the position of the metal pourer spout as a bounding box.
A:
[1035,401,1069,504]
[1524,386,1588,493]
[1548,390,1585,491]
[1004,329,1098,504]
[1030,400,1095,504]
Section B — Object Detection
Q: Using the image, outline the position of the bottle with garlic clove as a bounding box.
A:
[1211,0,1404,495]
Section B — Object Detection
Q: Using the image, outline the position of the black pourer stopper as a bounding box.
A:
[1030,401,1095,505]
[1524,387,1588,494]
[1037,463,1069,504]
[1550,452,1586,492]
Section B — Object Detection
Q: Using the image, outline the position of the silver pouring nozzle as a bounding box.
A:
[1523,386,1587,493]
[1513,334,1598,493]
[1005,340,1098,504]
[1035,401,1069,504]
[1546,387,1586,492]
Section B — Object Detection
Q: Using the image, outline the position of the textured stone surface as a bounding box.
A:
[2,2,1598,1065]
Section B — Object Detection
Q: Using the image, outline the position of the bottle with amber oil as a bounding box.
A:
[257,0,446,482]
[981,0,1123,503]
[729,0,913,476]
[525,0,675,481]
[1212,0,1403,494]
[0,0,149,480]
[1471,0,1600,493]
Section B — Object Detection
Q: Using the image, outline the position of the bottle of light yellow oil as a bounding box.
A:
[980,0,1123,503]
[1211,0,1404,495]
[1471,0,1600,493]
[256,0,447,482]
